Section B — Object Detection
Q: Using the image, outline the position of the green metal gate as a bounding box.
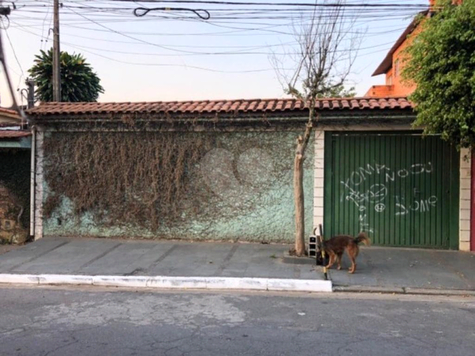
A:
[324,132,459,249]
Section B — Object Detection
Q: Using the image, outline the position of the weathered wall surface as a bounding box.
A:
[41,131,314,242]
[0,149,30,243]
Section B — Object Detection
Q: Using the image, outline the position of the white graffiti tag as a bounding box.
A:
[341,183,388,206]
[340,161,438,223]
[395,196,438,216]
[374,203,385,213]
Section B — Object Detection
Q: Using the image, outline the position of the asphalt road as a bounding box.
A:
[0,287,474,356]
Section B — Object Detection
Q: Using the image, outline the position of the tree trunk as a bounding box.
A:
[293,150,306,256]
[293,107,315,257]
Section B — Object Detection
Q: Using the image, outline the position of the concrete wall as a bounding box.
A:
[389,32,418,97]
[36,130,314,243]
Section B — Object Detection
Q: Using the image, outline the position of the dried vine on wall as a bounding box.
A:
[44,132,214,230]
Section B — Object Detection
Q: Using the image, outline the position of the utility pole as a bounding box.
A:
[52,0,61,101]
[0,2,27,122]
[26,79,35,109]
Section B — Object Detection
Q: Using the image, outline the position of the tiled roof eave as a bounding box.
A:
[27,97,414,121]
[0,131,31,139]
[29,109,415,121]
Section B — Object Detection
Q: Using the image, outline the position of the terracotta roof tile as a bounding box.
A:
[230,101,241,111]
[0,107,21,120]
[340,100,350,109]
[0,130,31,138]
[26,97,413,117]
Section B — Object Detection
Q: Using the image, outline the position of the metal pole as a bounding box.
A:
[52,0,61,101]
[319,224,328,280]
[30,127,36,238]
[26,79,35,109]
[0,4,28,122]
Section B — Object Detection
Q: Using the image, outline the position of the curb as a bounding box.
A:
[404,287,475,296]
[333,286,405,294]
[333,285,475,296]
[0,274,333,293]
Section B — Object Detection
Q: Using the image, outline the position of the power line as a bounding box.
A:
[3,27,24,89]
[39,0,52,50]
[109,0,429,8]
[11,19,394,74]
[4,0,423,98]
[0,2,27,121]
[66,5,217,55]
[10,23,284,73]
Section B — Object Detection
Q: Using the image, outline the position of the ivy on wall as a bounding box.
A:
[43,130,314,241]
[44,132,215,231]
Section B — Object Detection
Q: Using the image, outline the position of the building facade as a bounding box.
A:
[27,98,471,250]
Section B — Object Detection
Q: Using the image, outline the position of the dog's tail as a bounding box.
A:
[354,232,371,246]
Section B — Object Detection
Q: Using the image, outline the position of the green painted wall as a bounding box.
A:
[43,131,314,242]
[324,132,459,249]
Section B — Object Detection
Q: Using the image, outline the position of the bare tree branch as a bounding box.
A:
[273,0,364,257]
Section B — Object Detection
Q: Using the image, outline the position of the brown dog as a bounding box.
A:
[318,232,370,274]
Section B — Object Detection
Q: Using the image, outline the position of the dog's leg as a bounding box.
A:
[336,254,342,270]
[347,247,357,274]
[325,252,335,269]
[349,259,356,274]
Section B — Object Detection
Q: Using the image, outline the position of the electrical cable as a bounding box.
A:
[0,19,28,121]
[3,26,24,89]
[133,7,211,19]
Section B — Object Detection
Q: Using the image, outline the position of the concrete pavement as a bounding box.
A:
[0,237,331,292]
[330,246,475,294]
[0,237,474,294]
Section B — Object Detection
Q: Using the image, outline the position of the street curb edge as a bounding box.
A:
[0,274,333,293]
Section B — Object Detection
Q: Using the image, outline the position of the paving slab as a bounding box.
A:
[78,242,175,275]
[10,239,123,274]
[146,243,235,277]
[329,247,475,291]
[0,238,68,272]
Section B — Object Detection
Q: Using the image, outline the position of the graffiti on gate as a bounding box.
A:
[341,162,433,187]
[339,162,437,233]
[395,196,438,216]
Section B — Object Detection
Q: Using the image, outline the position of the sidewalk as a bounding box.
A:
[0,237,330,292]
[0,237,474,295]
[330,246,475,295]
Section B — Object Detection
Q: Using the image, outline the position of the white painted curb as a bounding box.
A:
[0,274,332,293]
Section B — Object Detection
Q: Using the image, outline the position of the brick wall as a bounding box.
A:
[459,148,471,251]
[34,130,44,240]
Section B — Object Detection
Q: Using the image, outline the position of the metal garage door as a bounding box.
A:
[324,132,459,249]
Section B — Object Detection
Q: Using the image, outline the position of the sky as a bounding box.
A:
[0,0,430,107]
